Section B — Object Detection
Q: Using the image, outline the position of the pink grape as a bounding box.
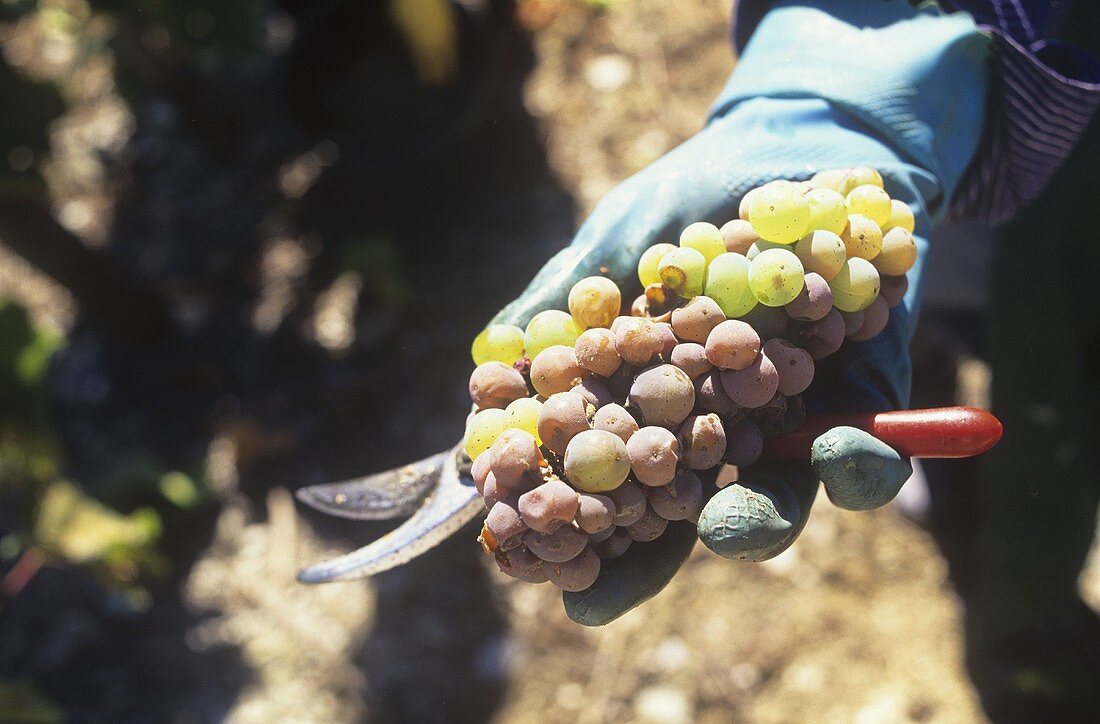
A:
[592,403,639,443]
[704,320,761,371]
[606,480,647,526]
[850,296,890,341]
[762,338,815,396]
[574,327,622,377]
[537,391,593,455]
[695,370,737,415]
[626,505,668,542]
[880,274,908,307]
[545,546,601,592]
[720,218,760,255]
[471,450,494,494]
[678,413,727,470]
[469,362,528,409]
[670,342,712,380]
[654,322,678,358]
[784,272,833,322]
[594,528,633,560]
[530,345,585,397]
[724,419,764,467]
[792,308,844,359]
[840,309,865,337]
[485,497,527,551]
[483,472,504,508]
[626,426,682,487]
[721,351,779,408]
[489,428,542,490]
[495,546,543,581]
[628,364,696,427]
[573,377,613,409]
[739,304,789,339]
[519,478,580,533]
[575,493,616,534]
[648,470,704,521]
[671,296,725,343]
[615,317,664,367]
[525,524,588,563]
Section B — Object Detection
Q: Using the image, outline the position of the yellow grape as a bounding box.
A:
[810,168,848,192]
[568,276,621,329]
[838,167,884,195]
[841,214,883,260]
[794,230,846,281]
[525,310,582,359]
[471,324,526,365]
[637,243,677,287]
[873,227,918,276]
[845,184,892,227]
[465,408,507,460]
[504,397,543,445]
[884,199,915,233]
[829,257,881,312]
[658,247,707,298]
[805,188,848,235]
[679,222,726,265]
[749,183,810,244]
[747,248,805,307]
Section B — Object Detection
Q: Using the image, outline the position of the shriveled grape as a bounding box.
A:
[615,317,664,367]
[572,377,612,409]
[495,546,543,581]
[483,473,504,508]
[678,413,727,469]
[485,497,527,551]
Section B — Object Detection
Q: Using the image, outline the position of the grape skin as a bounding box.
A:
[654,322,679,358]
[749,184,811,244]
[485,497,527,551]
[563,429,632,493]
[469,361,528,410]
[494,545,543,581]
[845,184,892,226]
[568,276,621,330]
[594,528,633,560]
[471,451,494,494]
[793,308,845,359]
[804,188,848,235]
[615,317,664,367]
[575,493,616,534]
[483,473,504,508]
[530,345,586,397]
[626,425,682,487]
[884,199,915,233]
[504,397,543,444]
[739,304,789,340]
[873,227,917,276]
[573,377,613,409]
[606,480,647,526]
[628,364,696,427]
[839,309,865,337]
[472,324,526,366]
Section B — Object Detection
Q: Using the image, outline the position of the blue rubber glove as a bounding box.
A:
[493,0,989,624]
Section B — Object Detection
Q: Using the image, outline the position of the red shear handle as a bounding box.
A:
[763,406,1003,460]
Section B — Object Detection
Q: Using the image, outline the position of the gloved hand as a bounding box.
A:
[491,0,989,625]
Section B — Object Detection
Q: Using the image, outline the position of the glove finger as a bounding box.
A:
[696,461,818,562]
[562,520,696,627]
[811,426,912,511]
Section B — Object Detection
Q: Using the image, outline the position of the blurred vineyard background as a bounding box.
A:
[0,0,1097,722]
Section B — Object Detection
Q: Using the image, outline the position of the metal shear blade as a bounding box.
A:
[296,442,483,583]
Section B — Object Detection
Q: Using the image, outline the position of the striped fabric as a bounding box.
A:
[732,0,1100,224]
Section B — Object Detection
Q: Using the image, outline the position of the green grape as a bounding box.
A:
[804,188,848,235]
[829,257,881,312]
[568,276,621,330]
[884,199,915,233]
[845,184,892,227]
[746,239,787,259]
[838,167,884,195]
[563,430,631,493]
[809,168,847,192]
[747,248,805,307]
[794,230,846,281]
[505,397,543,445]
[749,183,811,244]
[704,252,757,317]
[679,222,726,265]
[471,324,526,365]
[465,408,507,460]
[658,246,707,298]
[637,243,677,287]
[525,310,583,359]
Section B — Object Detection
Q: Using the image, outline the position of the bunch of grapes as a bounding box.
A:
[465,168,916,591]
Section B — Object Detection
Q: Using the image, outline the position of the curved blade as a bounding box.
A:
[295,450,448,521]
[297,443,483,583]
